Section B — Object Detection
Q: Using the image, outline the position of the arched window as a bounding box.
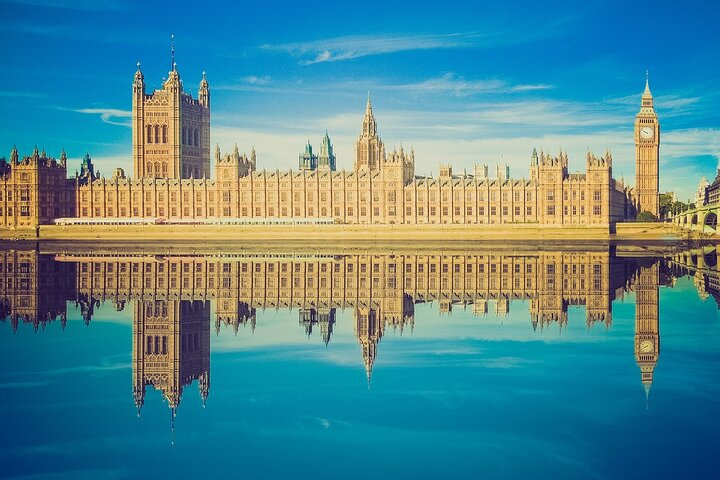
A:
[147,163,153,176]
[162,162,168,176]
[195,166,200,178]
[182,127,186,145]
[156,162,162,177]
[154,125,159,143]
[146,125,153,143]
[194,128,199,146]
[162,125,168,143]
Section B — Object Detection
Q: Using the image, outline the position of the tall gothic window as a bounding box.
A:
[146,125,153,143]
[154,125,159,143]
[182,127,187,145]
[162,125,168,143]
[194,128,199,147]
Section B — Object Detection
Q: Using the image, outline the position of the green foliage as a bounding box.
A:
[670,201,684,215]
[659,193,674,218]
[636,211,659,222]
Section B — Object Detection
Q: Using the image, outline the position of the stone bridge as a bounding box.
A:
[667,245,719,272]
[667,246,720,307]
[669,204,719,235]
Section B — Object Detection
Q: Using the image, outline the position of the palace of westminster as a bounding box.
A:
[0,56,662,228]
[2,244,700,417]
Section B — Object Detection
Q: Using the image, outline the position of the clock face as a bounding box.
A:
[640,126,654,139]
[640,340,654,353]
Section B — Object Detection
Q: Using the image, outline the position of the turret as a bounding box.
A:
[79,153,96,183]
[530,148,539,181]
[133,62,145,95]
[299,141,316,170]
[199,371,210,407]
[317,131,336,171]
[355,93,385,171]
[199,71,210,108]
[362,93,377,137]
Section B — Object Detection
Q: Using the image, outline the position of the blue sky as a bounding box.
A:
[0,0,718,200]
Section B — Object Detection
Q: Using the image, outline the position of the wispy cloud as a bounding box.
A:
[607,93,703,118]
[4,0,129,11]
[261,16,579,65]
[262,32,499,65]
[71,108,132,127]
[384,73,552,97]
[215,73,550,98]
[241,75,271,86]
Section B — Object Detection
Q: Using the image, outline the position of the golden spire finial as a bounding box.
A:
[642,70,652,98]
[171,34,175,72]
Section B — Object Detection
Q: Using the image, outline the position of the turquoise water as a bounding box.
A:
[1,247,719,479]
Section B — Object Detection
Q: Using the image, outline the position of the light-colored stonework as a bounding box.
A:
[634,74,661,217]
[0,61,661,231]
[0,247,661,400]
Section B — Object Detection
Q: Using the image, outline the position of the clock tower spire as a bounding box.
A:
[634,261,660,402]
[635,72,660,217]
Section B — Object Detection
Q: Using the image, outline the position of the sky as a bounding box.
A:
[0,0,718,201]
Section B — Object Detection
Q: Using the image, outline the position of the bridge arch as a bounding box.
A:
[703,211,718,234]
[691,213,699,231]
[703,246,718,269]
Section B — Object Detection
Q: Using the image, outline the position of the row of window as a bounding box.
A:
[77,260,602,277]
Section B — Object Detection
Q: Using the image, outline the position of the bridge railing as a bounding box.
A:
[668,204,718,234]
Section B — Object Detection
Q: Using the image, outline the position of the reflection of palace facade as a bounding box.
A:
[0,61,662,228]
[0,247,679,411]
[133,300,210,416]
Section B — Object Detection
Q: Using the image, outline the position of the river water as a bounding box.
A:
[1,244,718,479]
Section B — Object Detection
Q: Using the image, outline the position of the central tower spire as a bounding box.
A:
[355,93,384,171]
[362,91,377,137]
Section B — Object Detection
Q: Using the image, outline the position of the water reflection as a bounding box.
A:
[2,245,719,420]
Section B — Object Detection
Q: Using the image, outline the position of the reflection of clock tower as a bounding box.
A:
[634,261,660,400]
[635,73,660,217]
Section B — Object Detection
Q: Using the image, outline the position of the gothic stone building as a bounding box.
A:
[0,63,661,228]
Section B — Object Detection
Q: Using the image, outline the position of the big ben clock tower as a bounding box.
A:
[634,261,660,401]
[635,72,660,217]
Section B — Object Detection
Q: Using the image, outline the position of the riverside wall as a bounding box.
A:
[0,222,694,243]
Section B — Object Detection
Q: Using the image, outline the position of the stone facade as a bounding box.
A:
[132,63,210,180]
[1,63,658,228]
[0,146,74,228]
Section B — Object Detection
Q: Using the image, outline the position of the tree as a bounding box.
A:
[636,211,659,222]
[659,193,674,219]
